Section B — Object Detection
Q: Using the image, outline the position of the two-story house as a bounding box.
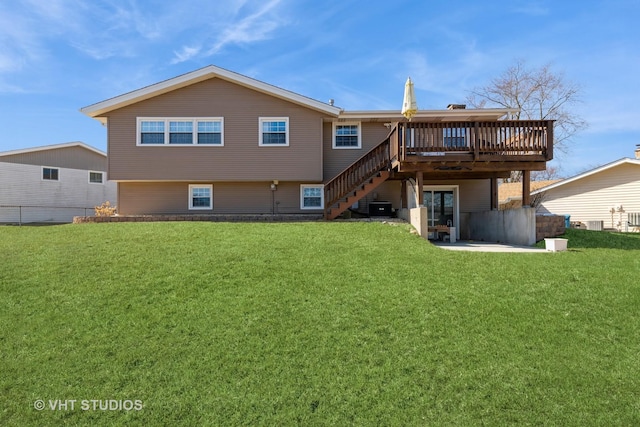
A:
[81,65,553,244]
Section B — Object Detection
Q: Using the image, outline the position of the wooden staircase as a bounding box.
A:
[324,128,396,220]
[325,171,390,219]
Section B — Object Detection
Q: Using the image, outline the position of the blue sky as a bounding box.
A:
[1,0,638,177]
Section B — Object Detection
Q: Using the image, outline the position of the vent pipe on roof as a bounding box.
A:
[447,104,466,110]
[329,99,334,106]
[635,144,640,160]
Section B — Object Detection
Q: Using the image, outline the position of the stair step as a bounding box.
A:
[324,170,391,220]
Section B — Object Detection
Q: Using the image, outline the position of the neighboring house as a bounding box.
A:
[533,152,640,231]
[499,180,560,210]
[0,142,117,223]
[80,65,554,244]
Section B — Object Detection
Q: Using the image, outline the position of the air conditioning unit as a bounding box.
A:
[586,220,603,231]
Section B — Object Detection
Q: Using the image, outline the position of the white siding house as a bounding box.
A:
[533,157,640,231]
[0,142,117,223]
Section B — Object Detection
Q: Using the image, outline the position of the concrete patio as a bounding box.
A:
[432,240,548,253]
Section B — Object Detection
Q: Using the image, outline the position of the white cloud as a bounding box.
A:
[205,0,284,56]
[0,4,46,73]
[168,0,286,64]
[171,46,202,65]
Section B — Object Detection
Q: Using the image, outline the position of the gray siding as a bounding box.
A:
[0,162,116,223]
[118,181,322,215]
[0,146,107,171]
[106,78,325,182]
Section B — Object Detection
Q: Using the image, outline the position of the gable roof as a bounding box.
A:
[499,180,560,203]
[0,141,106,158]
[531,158,640,195]
[81,65,519,124]
[81,65,343,122]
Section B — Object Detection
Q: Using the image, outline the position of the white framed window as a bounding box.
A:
[137,118,224,146]
[42,167,59,181]
[259,117,289,146]
[88,171,104,184]
[189,184,213,210]
[169,120,193,144]
[300,184,324,210]
[333,121,361,149]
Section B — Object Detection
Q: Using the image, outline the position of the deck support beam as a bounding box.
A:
[522,170,531,207]
[401,180,408,208]
[490,177,498,210]
[416,172,424,206]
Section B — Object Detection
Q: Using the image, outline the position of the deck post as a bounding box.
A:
[546,120,554,161]
[490,177,498,210]
[401,180,407,208]
[416,172,424,206]
[522,170,531,207]
[473,122,479,160]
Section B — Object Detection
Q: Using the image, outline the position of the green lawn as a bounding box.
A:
[1,223,639,426]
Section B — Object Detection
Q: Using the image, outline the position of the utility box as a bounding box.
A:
[586,220,603,231]
[369,201,393,217]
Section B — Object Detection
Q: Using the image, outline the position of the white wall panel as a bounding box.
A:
[0,163,117,223]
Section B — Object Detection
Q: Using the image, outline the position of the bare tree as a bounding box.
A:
[531,166,563,181]
[467,60,587,182]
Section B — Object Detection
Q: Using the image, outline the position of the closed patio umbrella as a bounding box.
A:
[401,77,417,121]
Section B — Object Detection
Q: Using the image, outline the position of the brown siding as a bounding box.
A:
[118,182,188,215]
[422,179,491,212]
[0,146,106,171]
[118,181,321,215]
[323,121,390,181]
[350,180,402,214]
[106,78,325,182]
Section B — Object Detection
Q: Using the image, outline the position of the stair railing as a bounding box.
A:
[324,126,395,210]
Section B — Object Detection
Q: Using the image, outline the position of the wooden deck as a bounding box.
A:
[390,120,553,174]
[324,120,553,219]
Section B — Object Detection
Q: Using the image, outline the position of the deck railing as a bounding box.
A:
[323,120,552,215]
[324,127,394,209]
[397,120,553,161]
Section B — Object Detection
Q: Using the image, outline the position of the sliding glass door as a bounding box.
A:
[423,186,458,239]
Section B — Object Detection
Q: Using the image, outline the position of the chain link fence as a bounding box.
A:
[0,205,95,225]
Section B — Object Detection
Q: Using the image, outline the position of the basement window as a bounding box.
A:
[300,185,324,210]
[189,184,213,210]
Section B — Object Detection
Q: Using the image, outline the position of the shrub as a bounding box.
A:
[94,201,117,217]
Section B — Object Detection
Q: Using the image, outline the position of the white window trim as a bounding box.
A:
[88,170,104,184]
[137,118,224,146]
[188,184,213,210]
[41,166,59,181]
[259,117,289,147]
[332,121,362,149]
[300,184,324,210]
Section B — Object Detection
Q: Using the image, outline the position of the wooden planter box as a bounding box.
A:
[544,238,568,252]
